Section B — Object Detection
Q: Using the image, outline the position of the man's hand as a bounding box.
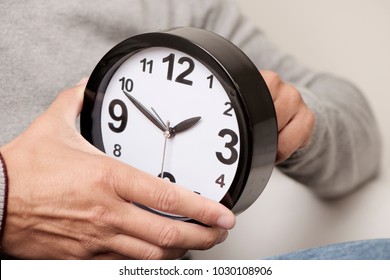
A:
[0,80,235,260]
[261,70,315,163]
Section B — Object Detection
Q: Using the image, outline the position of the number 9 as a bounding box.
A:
[108,99,128,133]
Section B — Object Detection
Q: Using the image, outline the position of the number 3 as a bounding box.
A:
[216,129,238,165]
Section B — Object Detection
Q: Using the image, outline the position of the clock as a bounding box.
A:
[81,27,277,221]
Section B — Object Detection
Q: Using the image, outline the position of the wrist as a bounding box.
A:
[0,151,9,249]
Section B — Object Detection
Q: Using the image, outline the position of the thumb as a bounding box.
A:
[48,78,88,126]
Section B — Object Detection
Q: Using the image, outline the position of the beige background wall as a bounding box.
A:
[192,0,390,259]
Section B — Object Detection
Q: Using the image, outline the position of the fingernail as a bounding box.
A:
[217,214,235,229]
[76,77,89,86]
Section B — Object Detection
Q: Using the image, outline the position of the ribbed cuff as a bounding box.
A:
[0,152,9,247]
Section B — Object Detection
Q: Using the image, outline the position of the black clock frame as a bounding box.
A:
[81,27,277,217]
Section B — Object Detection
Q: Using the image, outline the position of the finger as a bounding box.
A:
[273,86,303,133]
[273,97,296,132]
[47,80,87,126]
[276,108,314,163]
[260,70,281,101]
[76,77,89,86]
[110,200,228,250]
[108,163,235,229]
[107,233,187,260]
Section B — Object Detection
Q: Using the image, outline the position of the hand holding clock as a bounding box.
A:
[0,71,315,259]
[0,81,235,260]
[260,70,315,163]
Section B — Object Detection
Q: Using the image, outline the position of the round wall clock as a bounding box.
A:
[81,27,277,221]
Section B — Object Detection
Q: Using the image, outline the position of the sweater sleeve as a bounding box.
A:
[144,0,381,198]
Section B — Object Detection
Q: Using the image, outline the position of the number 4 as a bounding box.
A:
[215,174,226,188]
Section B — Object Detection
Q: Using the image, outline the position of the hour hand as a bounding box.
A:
[173,116,201,134]
[122,91,166,132]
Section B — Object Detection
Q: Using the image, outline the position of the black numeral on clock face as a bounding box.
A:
[119,77,134,93]
[215,174,226,188]
[113,144,122,157]
[207,75,214,89]
[216,129,239,165]
[223,102,233,116]
[108,99,128,133]
[162,53,194,86]
[140,58,153,73]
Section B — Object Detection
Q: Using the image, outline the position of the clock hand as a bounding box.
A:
[122,91,166,132]
[151,107,200,138]
[151,107,166,128]
[159,121,170,179]
[171,116,201,136]
[124,90,200,137]
[151,107,176,140]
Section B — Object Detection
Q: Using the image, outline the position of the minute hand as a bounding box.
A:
[123,91,166,132]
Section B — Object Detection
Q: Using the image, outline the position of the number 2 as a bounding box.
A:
[223,102,233,116]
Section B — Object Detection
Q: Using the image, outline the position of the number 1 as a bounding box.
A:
[207,75,214,89]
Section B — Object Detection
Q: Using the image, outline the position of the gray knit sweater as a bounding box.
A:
[0,0,381,237]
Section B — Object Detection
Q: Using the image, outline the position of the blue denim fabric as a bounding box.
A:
[2,239,390,260]
[267,239,390,260]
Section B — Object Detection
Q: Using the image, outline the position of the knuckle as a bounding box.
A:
[194,205,211,224]
[268,71,281,81]
[88,205,112,227]
[262,70,279,81]
[142,246,165,260]
[157,224,180,248]
[94,159,119,191]
[287,86,302,105]
[154,187,180,213]
[262,71,281,88]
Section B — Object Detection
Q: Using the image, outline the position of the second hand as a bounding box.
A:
[160,120,170,179]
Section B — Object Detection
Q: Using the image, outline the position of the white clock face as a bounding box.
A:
[100,47,240,206]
